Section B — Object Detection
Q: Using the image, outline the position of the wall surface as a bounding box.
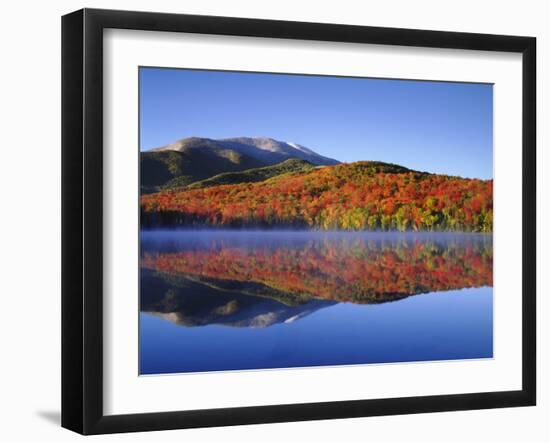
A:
[0,0,546,441]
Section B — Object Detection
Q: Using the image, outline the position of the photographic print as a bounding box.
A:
[139,67,493,375]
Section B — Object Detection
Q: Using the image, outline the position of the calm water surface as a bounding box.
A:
[140,230,493,374]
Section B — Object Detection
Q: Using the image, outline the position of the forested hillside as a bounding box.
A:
[141,160,493,232]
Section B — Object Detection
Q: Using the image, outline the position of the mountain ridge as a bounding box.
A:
[180,158,316,190]
[151,136,340,166]
[141,136,340,193]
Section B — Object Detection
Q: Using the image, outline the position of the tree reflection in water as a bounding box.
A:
[140,232,492,328]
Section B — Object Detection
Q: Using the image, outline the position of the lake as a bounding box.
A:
[139,230,493,375]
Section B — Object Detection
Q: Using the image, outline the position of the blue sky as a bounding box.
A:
[140,67,493,179]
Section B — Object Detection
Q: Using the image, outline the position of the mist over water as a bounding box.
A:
[140,230,493,374]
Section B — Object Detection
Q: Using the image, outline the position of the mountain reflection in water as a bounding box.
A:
[140,231,492,328]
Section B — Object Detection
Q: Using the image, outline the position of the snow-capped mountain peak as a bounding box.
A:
[154,136,340,166]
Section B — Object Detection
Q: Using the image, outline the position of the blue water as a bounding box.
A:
[139,230,493,374]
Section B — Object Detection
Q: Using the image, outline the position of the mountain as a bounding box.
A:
[180,158,315,190]
[140,145,265,194]
[141,160,493,232]
[218,137,339,166]
[141,136,339,193]
[154,136,340,166]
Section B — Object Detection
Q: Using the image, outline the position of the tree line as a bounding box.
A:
[141,161,493,232]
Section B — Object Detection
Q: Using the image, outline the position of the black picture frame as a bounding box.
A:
[62,8,536,435]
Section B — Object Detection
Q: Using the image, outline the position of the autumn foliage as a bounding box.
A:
[141,236,492,303]
[141,161,493,232]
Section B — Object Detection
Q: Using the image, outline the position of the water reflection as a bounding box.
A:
[140,231,492,328]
